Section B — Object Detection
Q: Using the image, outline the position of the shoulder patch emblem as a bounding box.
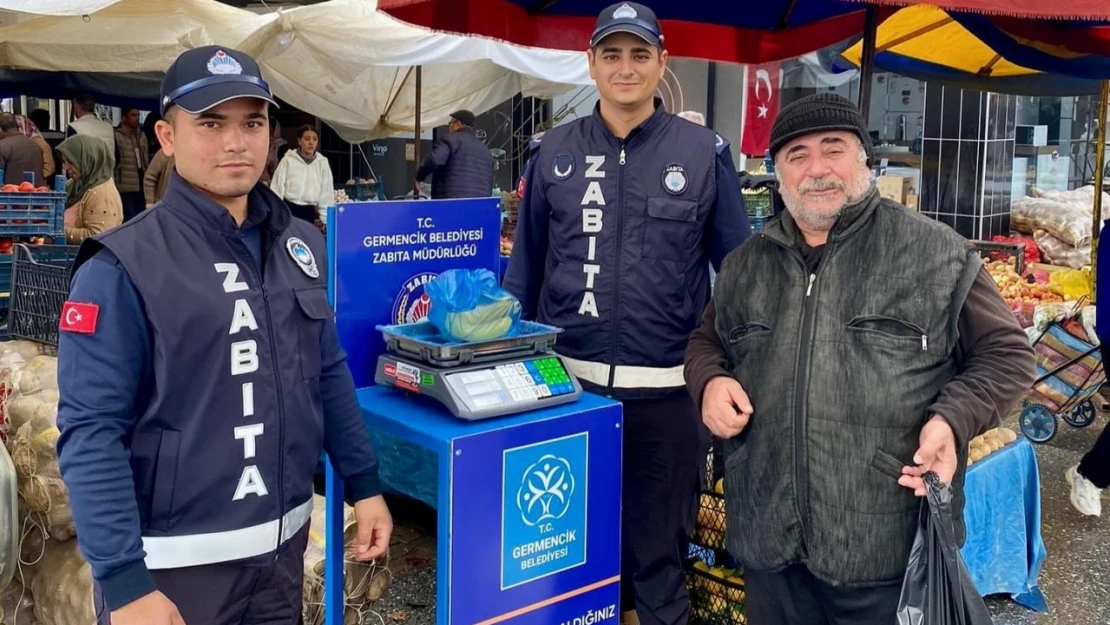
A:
[286,237,319,279]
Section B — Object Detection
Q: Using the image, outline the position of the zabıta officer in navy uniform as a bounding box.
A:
[55,46,392,625]
[503,4,751,624]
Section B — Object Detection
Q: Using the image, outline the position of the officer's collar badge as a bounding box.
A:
[286,237,319,279]
[663,164,688,195]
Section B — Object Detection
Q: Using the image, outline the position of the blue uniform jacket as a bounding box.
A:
[503,101,751,399]
[56,172,380,612]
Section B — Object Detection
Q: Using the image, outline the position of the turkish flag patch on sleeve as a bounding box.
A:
[59,301,100,334]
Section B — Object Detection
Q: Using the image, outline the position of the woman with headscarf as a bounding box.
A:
[57,134,124,244]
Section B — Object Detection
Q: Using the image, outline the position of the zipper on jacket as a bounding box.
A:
[237,234,287,560]
[793,270,818,533]
[606,142,627,393]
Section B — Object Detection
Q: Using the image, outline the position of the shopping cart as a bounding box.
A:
[1019,300,1105,443]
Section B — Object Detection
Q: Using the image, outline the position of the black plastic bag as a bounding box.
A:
[896,472,994,625]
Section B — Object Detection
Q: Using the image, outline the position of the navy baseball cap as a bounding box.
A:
[160,45,277,116]
[590,2,664,48]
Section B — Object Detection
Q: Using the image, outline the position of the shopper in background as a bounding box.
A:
[270,124,333,226]
[22,109,59,180]
[56,134,123,244]
[55,45,390,625]
[143,149,174,208]
[114,107,150,222]
[684,93,1035,624]
[1071,237,1110,517]
[415,109,495,199]
[504,4,750,624]
[67,94,116,151]
[0,113,45,186]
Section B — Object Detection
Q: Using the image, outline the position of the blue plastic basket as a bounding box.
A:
[7,244,80,347]
[0,174,67,237]
[751,215,769,233]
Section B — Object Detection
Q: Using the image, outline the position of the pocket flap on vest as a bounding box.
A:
[294,286,333,320]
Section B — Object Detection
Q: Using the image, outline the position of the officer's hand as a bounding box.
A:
[111,591,186,625]
[899,415,958,496]
[351,495,393,562]
[701,376,753,439]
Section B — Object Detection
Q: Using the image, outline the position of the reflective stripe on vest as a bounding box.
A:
[560,354,685,389]
[142,498,313,570]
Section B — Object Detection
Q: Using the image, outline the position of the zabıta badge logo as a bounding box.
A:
[501,432,588,590]
[392,272,438,324]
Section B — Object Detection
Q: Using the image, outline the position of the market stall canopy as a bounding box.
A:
[236,0,592,143]
[378,0,1110,65]
[839,4,1107,95]
[0,0,124,15]
[0,0,275,72]
[378,0,887,64]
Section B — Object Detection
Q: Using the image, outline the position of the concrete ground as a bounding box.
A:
[367,412,1110,625]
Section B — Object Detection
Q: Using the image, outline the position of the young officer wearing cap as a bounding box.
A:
[55,46,392,625]
[503,4,750,624]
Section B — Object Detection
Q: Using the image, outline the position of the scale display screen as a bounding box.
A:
[446,357,575,411]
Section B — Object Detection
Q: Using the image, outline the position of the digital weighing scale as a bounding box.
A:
[374,320,583,420]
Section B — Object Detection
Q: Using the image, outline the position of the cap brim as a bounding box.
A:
[591,24,661,47]
[172,81,278,115]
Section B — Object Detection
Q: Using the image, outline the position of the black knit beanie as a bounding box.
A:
[768,93,874,165]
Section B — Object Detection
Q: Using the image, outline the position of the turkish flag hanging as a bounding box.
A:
[741,62,782,157]
[59,301,99,334]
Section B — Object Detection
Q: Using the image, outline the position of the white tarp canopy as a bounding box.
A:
[0,0,124,15]
[0,0,274,72]
[236,0,591,142]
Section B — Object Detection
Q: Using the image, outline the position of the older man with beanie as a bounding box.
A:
[415,109,494,199]
[683,93,1035,624]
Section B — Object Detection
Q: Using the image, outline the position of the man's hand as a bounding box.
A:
[111,591,185,625]
[350,495,393,562]
[701,376,753,439]
[899,415,958,497]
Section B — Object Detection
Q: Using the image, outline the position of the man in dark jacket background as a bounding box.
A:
[684,93,1035,624]
[0,113,45,186]
[415,109,495,199]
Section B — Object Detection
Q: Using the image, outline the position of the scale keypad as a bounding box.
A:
[451,357,576,411]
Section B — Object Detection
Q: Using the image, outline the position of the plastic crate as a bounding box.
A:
[750,215,769,233]
[8,244,80,348]
[0,175,67,237]
[692,489,727,551]
[687,560,748,625]
[742,188,772,218]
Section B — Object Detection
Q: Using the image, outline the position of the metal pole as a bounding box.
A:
[413,65,423,197]
[858,6,878,125]
[1091,80,1108,302]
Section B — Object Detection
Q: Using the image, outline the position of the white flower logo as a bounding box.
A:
[516,454,575,526]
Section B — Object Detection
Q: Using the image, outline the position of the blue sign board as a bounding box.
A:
[449,401,622,625]
[329,198,501,387]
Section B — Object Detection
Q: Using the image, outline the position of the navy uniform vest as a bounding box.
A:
[73,172,332,569]
[530,101,720,398]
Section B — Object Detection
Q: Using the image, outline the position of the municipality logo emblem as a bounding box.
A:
[392,272,437,324]
[207,50,243,76]
[285,237,319,278]
[663,164,688,194]
[613,3,638,18]
[552,153,574,180]
[516,454,576,527]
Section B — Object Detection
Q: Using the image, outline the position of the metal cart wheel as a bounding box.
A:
[1063,400,1098,428]
[1020,403,1058,443]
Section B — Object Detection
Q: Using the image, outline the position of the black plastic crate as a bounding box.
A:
[688,559,748,625]
[692,488,727,551]
[8,244,80,348]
